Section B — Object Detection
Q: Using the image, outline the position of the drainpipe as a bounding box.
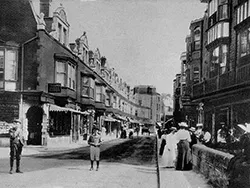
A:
[20,36,38,129]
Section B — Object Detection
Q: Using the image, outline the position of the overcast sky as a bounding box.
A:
[59,0,207,95]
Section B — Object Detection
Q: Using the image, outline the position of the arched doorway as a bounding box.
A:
[26,106,43,145]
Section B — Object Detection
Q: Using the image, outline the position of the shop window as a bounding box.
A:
[0,48,18,90]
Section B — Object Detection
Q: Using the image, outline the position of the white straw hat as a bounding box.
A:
[178,122,188,127]
[237,123,250,133]
[196,123,203,127]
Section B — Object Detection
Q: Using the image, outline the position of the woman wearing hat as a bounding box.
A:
[175,122,192,171]
[160,127,177,168]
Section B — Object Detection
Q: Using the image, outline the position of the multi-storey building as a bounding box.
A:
[133,85,162,125]
[174,0,250,143]
[0,0,154,146]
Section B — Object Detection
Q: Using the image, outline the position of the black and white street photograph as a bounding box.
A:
[0,0,250,187]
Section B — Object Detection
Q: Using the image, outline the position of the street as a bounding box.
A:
[0,137,212,188]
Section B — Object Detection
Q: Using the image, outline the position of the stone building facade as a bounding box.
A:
[0,0,157,146]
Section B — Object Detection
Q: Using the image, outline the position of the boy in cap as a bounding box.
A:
[9,119,24,174]
[88,127,102,171]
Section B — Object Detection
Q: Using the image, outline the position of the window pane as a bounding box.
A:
[56,73,65,86]
[241,5,244,22]
[220,45,228,74]
[244,3,247,20]
[223,22,229,36]
[248,1,250,19]
[0,50,4,82]
[5,50,17,80]
[81,87,88,96]
[241,31,248,57]
[218,23,222,38]
[57,61,65,72]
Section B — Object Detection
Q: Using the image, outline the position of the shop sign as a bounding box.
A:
[48,83,61,93]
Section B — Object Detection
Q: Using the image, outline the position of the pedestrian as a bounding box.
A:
[227,123,250,188]
[189,127,197,148]
[217,123,227,146]
[9,119,24,174]
[159,129,167,156]
[194,123,204,144]
[160,127,177,168]
[88,127,102,171]
[175,122,192,171]
[200,128,211,147]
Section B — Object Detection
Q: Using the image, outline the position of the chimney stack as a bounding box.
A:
[40,0,52,17]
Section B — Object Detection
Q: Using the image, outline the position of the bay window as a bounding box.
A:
[237,0,250,24]
[55,60,76,90]
[210,45,228,77]
[0,48,18,91]
[209,0,218,17]
[208,22,229,44]
[95,84,105,103]
[81,75,95,98]
[56,61,66,87]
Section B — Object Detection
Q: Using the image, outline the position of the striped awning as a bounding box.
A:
[113,113,127,121]
[103,116,119,122]
[49,104,89,115]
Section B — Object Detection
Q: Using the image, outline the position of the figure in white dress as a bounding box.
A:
[161,127,177,168]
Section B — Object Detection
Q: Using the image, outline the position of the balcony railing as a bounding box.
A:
[219,71,235,89]
[189,64,250,99]
[205,76,218,94]
[236,63,250,84]
[193,82,204,98]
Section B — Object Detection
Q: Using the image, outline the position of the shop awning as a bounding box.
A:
[127,117,140,124]
[141,119,155,125]
[103,116,119,122]
[49,104,89,115]
[113,113,127,121]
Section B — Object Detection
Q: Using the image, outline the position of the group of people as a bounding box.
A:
[159,122,211,170]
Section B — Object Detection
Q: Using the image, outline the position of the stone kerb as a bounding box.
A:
[192,144,234,188]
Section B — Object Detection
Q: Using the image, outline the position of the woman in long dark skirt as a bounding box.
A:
[175,122,192,171]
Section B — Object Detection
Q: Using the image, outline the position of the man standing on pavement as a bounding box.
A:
[88,127,102,171]
[9,119,24,174]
